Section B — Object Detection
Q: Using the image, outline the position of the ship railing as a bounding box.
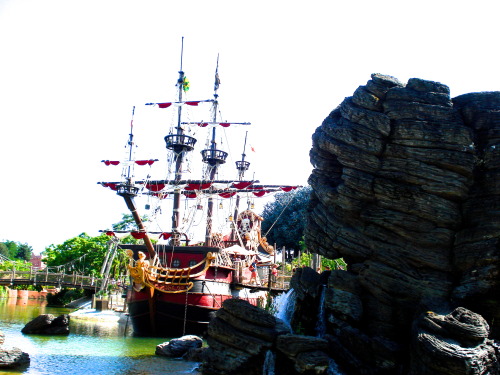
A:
[152,267,192,285]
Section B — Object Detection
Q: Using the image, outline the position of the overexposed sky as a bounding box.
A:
[1,0,499,253]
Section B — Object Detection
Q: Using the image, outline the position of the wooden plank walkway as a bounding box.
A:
[0,268,127,291]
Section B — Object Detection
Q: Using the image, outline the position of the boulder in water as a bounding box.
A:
[0,347,30,368]
[155,335,203,358]
[21,314,70,335]
[0,329,30,368]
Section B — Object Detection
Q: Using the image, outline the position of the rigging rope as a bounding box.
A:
[263,188,300,239]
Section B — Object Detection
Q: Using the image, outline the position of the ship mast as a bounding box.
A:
[164,37,197,246]
[231,132,251,241]
[116,106,156,258]
[202,55,228,246]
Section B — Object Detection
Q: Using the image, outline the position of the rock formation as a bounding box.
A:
[156,335,203,358]
[200,298,335,375]
[305,74,500,374]
[21,314,70,335]
[0,330,30,368]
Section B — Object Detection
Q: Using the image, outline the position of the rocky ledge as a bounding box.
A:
[304,74,500,374]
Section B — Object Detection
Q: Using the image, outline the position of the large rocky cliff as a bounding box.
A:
[305,74,500,373]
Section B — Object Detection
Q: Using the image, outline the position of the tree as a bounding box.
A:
[260,186,311,251]
[15,243,32,261]
[0,243,9,258]
[42,233,128,277]
[0,241,33,261]
[112,213,149,231]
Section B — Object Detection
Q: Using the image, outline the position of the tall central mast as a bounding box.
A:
[202,55,228,246]
[164,37,197,246]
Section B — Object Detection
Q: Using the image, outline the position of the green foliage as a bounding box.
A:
[16,243,33,261]
[322,257,347,270]
[0,243,9,258]
[0,259,32,272]
[43,233,113,276]
[0,241,33,261]
[112,213,149,231]
[46,288,87,306]
[9,284,43,291]
[289,251,347,271]
[260,186,311,251]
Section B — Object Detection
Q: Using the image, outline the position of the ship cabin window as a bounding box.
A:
[188,259,197,267]
[172,259,181,268]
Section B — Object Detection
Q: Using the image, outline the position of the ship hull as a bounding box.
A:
[127,280,266,337]
[121,244,268,337]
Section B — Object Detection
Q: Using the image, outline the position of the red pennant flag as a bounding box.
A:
[103,183,118,190]
[232,181,253,189]
[131,232,147,239]
[185,182,212,190]
[146,183,165,192]
[161,233,172,240]
[102,160,120,166]
[219,192,236,198]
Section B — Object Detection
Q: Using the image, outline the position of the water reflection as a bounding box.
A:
[0,298,201,375]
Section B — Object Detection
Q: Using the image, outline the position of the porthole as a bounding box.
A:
[189,259,197,267]
[172,259,181,268]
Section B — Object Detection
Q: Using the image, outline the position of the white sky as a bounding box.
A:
[1,0,499,254]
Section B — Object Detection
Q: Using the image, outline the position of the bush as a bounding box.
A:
[46,288,88,306]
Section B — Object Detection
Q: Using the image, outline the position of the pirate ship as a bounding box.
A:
[99,40,299,337]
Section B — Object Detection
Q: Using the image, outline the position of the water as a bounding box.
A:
[315,287,327,338]
[0,298,201,375]
[262,350,275,375]
[272,288,296,332]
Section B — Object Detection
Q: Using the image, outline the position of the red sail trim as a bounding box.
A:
[102,160,120,166]
[183,192,198,198]
[105,231,115,237]
[220,122,230,127]
[232,181,253,189]
[157,102,172,108]
[131,232,147,239]
[103,183,118,190]
[219,192,236,198]
[160,233,172,240]
[253,191,268,197]
[146,183,165,192]
[197,122,209,127]
[135,160,156,166]
[280,186,297,192]
[185,182,212,190]
[185,101,199,106]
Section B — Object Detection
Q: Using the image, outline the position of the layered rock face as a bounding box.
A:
[305,74,500,373]
[201,298,332,375]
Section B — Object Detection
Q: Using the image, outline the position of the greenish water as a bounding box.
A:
[0,298,201,375]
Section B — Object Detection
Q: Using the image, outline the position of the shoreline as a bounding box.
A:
[69,308,129,324]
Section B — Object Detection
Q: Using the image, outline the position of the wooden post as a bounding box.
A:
[45,267,49,282]
[268,264,272,291]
